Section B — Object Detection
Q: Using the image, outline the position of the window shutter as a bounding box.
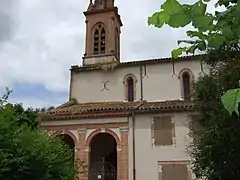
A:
[154,116,173,146]
[161,163,188,180]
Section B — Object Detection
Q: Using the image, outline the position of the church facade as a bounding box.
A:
[38,1,206,180]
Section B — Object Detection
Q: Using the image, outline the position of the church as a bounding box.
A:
[38,0,206,180]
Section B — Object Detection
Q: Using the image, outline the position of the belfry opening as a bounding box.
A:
[89,133,117,180]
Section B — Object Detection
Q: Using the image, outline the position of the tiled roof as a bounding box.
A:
[39,100,196,121]
[71,55,204,72]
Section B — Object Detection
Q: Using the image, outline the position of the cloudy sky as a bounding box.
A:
[0,0,220,108]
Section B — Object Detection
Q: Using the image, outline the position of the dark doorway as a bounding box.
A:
[57,134,75,162]
[89,133,117,180]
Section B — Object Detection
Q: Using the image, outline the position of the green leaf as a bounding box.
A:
[197,41,207,51]
[221,88,240,116]
[148,11,170,28]
[186,45,198,54]
[177,40,197,45]
[161,0,183,15]
[191,0,207,16]
[168,13,191,27]
[187,30,207,40]
[208,34,226,49]
[192,15,214,31]
[171,47,187,58]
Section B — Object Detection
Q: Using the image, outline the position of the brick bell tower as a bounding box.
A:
[83,0,123,66]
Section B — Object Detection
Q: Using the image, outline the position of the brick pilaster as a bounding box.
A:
[76,128,88,180]
[118,126,129,180]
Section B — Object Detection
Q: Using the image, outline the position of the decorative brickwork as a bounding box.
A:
[46,123,129,180]
[51,130,78,146]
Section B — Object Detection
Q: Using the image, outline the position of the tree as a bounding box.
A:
[148,0,240,179]
[0,88,78,180]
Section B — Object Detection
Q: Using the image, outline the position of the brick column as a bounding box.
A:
[76,128,88,180]
[118,126,129,180]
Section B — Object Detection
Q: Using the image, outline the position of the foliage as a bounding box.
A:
[0,88,77,180]
[148,0,240,179]
[192,58,240,180]
[221,88,240,116]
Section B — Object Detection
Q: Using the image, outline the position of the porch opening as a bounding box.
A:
[89,133,117,180]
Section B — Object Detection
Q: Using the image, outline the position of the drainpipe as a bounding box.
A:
[131,110,136,180]
[140,63,143,101]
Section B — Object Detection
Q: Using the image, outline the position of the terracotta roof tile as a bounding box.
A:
[47,101,142,115]
[71,55,204,72]
[39,100,196,121]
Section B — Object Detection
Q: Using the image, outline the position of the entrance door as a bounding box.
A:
[89,133,117,180]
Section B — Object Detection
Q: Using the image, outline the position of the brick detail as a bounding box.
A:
[44,123,129,180]
[85,128,121,147]
[76,129,88,180]
[118,130,129,180]
[50,130,78,146]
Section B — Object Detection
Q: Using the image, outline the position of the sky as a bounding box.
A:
[0,0,220,109]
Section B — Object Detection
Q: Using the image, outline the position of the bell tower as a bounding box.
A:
[83,0,122,66]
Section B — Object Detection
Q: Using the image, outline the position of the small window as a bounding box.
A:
[153,116,174,146]
[123,74,137,102]
[127,77,134,102]
[182,72,190,100]
[93,23,105,54]
[179,69,194,100]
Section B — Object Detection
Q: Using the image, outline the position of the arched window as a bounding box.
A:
[182,72,191,100]
[93,23,105,54]
[127,77,134,102]
[178,69,194,100]
[123,74,137,102]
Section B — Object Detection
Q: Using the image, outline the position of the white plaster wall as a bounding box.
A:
[71,59,208,103]
[133,112,192,180]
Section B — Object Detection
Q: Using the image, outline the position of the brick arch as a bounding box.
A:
[50,130,77,147]
[85,129,121,147]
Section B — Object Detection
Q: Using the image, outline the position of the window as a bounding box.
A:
[158,161,190,180]
[127,77,134,102]
[123,74,137,102]
[179,69,194,100]
[93,23,105,54]
[182,72,190,100]
[152,116,174,146]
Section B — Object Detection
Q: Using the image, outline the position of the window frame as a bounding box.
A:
[151,116,176,147]
[178,68,194,100]
[92,23,106,55]
[123,74,137,102]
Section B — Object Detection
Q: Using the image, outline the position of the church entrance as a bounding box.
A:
[89,133,117,180]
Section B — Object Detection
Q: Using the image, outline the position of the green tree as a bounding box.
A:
[148,0,240,179]
[0,88,78,180]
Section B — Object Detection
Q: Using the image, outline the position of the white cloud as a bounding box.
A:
[8,95,65,109]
